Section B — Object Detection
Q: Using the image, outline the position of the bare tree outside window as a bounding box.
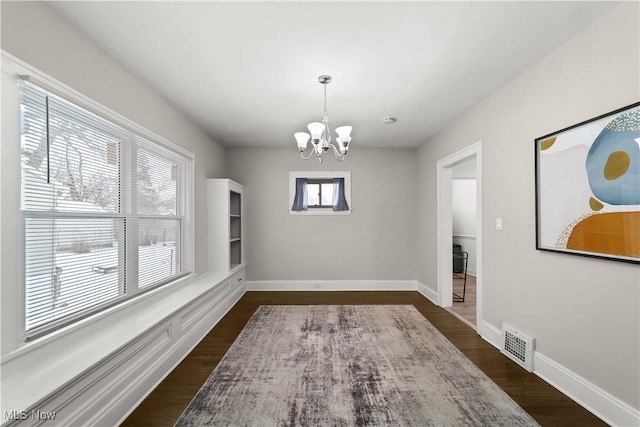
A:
[20,83,189,338]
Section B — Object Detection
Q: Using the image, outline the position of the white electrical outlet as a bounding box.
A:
[496,218,503,230]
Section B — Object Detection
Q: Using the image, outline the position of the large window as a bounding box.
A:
[20,81,192,338]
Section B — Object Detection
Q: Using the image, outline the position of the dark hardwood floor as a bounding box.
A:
[121,291,607,427]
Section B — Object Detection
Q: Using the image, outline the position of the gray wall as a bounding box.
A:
[227,147,418,281]
[417,2,639,409]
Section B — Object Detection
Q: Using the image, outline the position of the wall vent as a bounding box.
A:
[501,324,535,372]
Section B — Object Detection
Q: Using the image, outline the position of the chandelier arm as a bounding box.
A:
[300,149,315,160]
[328,143,346,161]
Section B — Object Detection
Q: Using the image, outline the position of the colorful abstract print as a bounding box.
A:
[538,106,640,260]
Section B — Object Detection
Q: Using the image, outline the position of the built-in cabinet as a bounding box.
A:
[207,179,245,274]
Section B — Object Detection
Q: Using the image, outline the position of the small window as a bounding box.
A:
[289,171,351,215]
[306,179,334,208]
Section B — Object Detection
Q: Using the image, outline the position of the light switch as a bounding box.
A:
[496,218,503,230]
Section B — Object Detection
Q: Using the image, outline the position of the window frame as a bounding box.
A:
[306,178,334,209]
[17,76,195,341]
[289,171,352,215]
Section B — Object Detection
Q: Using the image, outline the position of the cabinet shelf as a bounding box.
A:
[207,179,244,273]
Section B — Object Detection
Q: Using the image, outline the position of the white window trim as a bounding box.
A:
[2,52,196,342]
[289,170,352,215]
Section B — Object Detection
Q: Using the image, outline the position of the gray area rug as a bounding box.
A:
[175,305,540,426]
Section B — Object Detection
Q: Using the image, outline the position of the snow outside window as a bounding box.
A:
[20,81,192,339]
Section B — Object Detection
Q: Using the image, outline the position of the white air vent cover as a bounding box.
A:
[501,324,535,372]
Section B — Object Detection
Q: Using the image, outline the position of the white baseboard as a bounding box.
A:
[245,280,438,305]
[245,280,418,292]
[15,277,635,427]
[534,353,639,427]
[416,281,438,305]
[479,321,639,427]
[101,284,633,427]
[479,319,502,349]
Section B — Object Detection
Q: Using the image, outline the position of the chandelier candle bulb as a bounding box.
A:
[295,75,352,162]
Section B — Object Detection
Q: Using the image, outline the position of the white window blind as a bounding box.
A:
[20,81,191,338]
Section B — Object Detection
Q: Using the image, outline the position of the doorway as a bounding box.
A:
[436,141,483,330]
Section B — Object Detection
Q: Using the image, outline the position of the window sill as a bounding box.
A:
[5,272,197,362]
[289,209,352,216]
[0,267,244,413]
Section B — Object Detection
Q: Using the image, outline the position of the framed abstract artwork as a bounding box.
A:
[535,102,640,264]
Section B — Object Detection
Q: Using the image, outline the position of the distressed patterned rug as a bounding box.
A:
[175,305,539,426]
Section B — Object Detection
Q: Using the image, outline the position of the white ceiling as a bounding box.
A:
[48,1,618,149]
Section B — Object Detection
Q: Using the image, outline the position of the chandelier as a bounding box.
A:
[294,75,352,162]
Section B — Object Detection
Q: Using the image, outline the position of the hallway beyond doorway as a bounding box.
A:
[449,274,476,328]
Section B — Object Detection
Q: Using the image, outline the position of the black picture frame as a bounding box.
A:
[535,102,640,264]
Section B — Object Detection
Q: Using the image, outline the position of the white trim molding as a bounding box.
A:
[1,268,247,427]
[452,234,477,241]
[416,281,439,305]
[245,280,417,292]
[479,321,639,427]
[534,353,640,427]
[479,320,503,349]
[436,141,483,329]
[245,279,439,306]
